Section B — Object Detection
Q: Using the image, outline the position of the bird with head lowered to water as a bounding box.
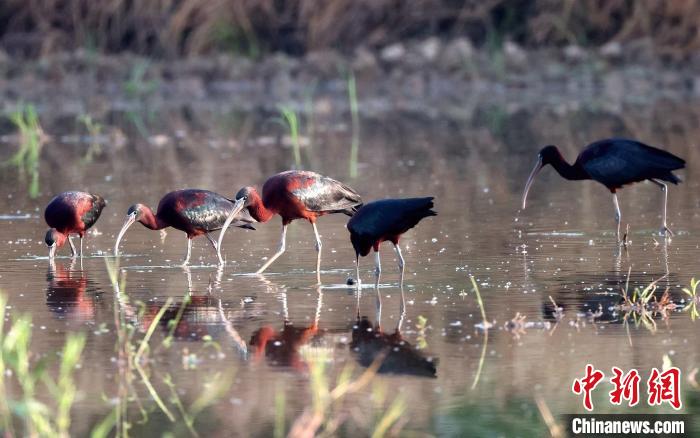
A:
[521,138,685,240]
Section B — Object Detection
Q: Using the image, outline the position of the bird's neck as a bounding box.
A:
[248,190,275,223]
[551,157,589,181]
[139,207,167,230]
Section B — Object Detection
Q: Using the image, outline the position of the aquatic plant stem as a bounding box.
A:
[469,276,488,390]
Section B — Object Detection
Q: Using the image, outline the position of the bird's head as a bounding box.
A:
[127,203,146,221]
[538,145,563,166]
[114,204,147,256]
[350,232,373,258]
[45,228,66,259]
[234,186,257,207]
[521,145,562,209]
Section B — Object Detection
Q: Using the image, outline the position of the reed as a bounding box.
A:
[6,104,44,198]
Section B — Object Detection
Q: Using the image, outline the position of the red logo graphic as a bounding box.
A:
[573,365,683,411]
[647,367,682,410]
[609,367,640,407]
[572,364,605,411]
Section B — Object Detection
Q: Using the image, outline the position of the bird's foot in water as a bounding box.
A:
[659,226,674,239]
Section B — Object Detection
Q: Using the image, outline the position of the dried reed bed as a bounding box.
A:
[0,0,699,59]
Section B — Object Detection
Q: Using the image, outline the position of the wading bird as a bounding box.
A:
[521,138,685,239]
[114,189,252,265]
[45,191,106,259]
[347,197,436,287]
[235,170,362,283]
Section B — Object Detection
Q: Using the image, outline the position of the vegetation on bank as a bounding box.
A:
[0,1,698,60]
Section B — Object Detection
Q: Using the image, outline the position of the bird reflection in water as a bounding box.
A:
[46,258,100,322]
[136,267,247,355]
[351,286,437,378]
[249,286,324,370]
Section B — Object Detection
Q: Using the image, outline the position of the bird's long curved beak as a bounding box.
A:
[48,244,56,260]
[217,198,247,254]
[521,157,543,209]
[114,213,137,256]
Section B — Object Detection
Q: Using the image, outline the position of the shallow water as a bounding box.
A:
[1,97,699,436]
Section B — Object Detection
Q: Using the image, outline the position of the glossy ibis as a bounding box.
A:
[236,170,362,283]
[44,191,106,259]
[347,197,436,287]
[114,189,252,265]
[521,138,685,239]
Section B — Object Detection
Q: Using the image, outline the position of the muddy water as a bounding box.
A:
[0,98,699,436]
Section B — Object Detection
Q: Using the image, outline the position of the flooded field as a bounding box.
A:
[0,95,699,436]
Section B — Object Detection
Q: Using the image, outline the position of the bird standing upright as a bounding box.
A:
[44,191,106,259]
[521,138,685,239]
[235,170,362,284]
[347,197,436,287]
[114,189,252,265]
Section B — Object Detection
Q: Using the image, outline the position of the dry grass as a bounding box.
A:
[0,0,699,59]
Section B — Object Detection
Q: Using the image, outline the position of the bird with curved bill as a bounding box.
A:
[521,138,685,240]
[347,197,436,288]
[235,170,362,284]
[114,189,252,265]
[45,191,106,259]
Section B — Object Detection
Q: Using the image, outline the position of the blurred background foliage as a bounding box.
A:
[0,0,698,60]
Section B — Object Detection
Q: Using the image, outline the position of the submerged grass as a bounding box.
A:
[5,104,44,198]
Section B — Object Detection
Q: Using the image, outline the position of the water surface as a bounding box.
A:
[1,97,699,436]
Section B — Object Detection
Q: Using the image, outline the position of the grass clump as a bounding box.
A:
[77,114,104,163]
[287,349,406,437]
[277,105,302,168]
[0,293,86,437]
[5,104,44,198]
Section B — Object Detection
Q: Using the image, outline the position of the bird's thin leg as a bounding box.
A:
[312,222,323,285]
[375,286,382,328]
[374,249,381,289]
[651,179,673,237]
[397,284,406,332]
[393,243,405,287]
[183,265,193,292]
[205,232,222,265]
[257,224,287,274]
[182,238,192,266]
[68,236,77,257]
[79,236,84,259]
[355,254,362,315]
[612,193,622,243]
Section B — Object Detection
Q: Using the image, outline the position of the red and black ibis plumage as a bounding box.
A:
[347,197,436,287]
[521,138,685,239]
[114,189,252,265]
[44,191,106,259]
[235,170,362,283]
